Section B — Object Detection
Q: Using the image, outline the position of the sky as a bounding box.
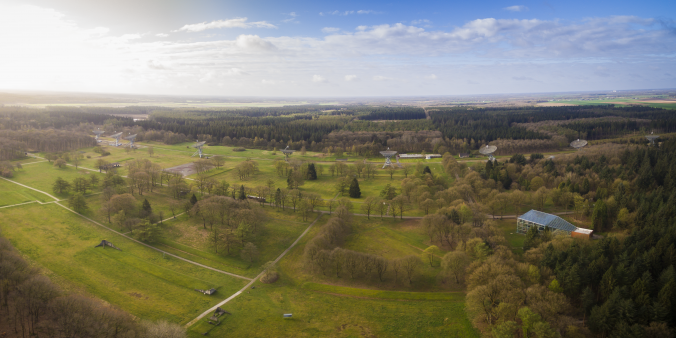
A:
[0,0,674,97]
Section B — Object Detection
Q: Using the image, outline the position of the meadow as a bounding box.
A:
[0,203,248,324]
[186,213,479,338]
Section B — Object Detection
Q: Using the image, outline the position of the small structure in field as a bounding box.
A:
[192,141,207,158]
[109,132,123,147]
[646,132,659,146]
[281,146,296,162]
[195,288,217,295]
[93,129,104,142]
[458,153,470,158]
[283,314,293,318]
[124,134,137,148]
[95,240,121,250]
[570,139,588,150]
[479,145,497,162]
[380,148,398,168]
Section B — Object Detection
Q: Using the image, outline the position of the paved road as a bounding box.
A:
[184,212,323,328]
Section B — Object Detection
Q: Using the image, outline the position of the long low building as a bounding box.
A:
[398,153,442,159]
[517,209,593,238]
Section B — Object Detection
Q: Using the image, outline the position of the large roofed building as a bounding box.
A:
[517,210,592,238]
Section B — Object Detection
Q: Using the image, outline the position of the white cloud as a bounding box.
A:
[425,74,437,80]
[322,27,341,33]
[504,5,528,12]
[177,17,276,32]
[312,75,327,83]
[235,35,276,51]
[320,10,379,16]
[411,19,431,25]
[282,12,299,23]
[373,75,393,81]
[155,33,169,37]
[0,4,674,96]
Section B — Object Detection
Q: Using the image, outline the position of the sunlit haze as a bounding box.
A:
[1,0,674,96]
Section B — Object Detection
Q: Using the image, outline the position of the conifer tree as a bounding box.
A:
[349,178,361,198]
[190,194,198,205]
[307,163,317,180]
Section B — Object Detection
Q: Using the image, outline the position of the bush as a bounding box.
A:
[232,147,246,152]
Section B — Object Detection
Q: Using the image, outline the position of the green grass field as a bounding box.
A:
[0,178,56,205]
[187,214,479,338]
[0,203,248,324]
[7,161,105,198]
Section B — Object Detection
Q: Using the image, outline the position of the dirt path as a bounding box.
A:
[184,212,323,328]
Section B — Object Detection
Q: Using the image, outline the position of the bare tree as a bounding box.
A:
[401,255,419,285]
[360,196,379,219]
[374,257,389,282]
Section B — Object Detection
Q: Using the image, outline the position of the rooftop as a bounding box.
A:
[518,210,577,232]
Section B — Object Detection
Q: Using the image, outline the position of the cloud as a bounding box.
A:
[147,60,168,70]
[261,79,276,85]
[512,76,535,81]
[312,75,327,83]
[282,12,299,23]
[177,17,276,32]
[344,75,358,81]
[425,74,437,80]
[504,5,528,12]
[155,33,169,37]
[320,10,379,16]
[411,19,431,25]
[373,75,393,81]
[235,35,276,51]
[322,27,341,33]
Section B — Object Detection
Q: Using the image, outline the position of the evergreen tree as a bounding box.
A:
[349,178,361,198]
[307,163,317,180]
[592,199,608,231]
[423,166,432,174]
[142,198,152,213]
[190,194,198,205]
[238,185,247,200]
[275,188,282,208]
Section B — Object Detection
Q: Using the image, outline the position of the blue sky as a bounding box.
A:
[0,0,674,96]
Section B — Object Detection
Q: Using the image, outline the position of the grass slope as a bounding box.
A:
[0,203,248,324]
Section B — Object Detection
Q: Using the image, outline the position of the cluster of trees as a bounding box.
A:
[0,137,27,161]
[0,160,21,178]
[0,130,95,155]
[0,232,186,338]
[304,206,422,285]
[187,195,266,261]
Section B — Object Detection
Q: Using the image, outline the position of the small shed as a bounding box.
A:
[572,228,594,239]
[459,153,470,158]
[517,210,577,235]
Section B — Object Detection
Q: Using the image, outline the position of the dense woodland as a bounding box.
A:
[1,105,674,158]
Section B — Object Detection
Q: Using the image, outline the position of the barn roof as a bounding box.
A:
[518,210,577,232]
